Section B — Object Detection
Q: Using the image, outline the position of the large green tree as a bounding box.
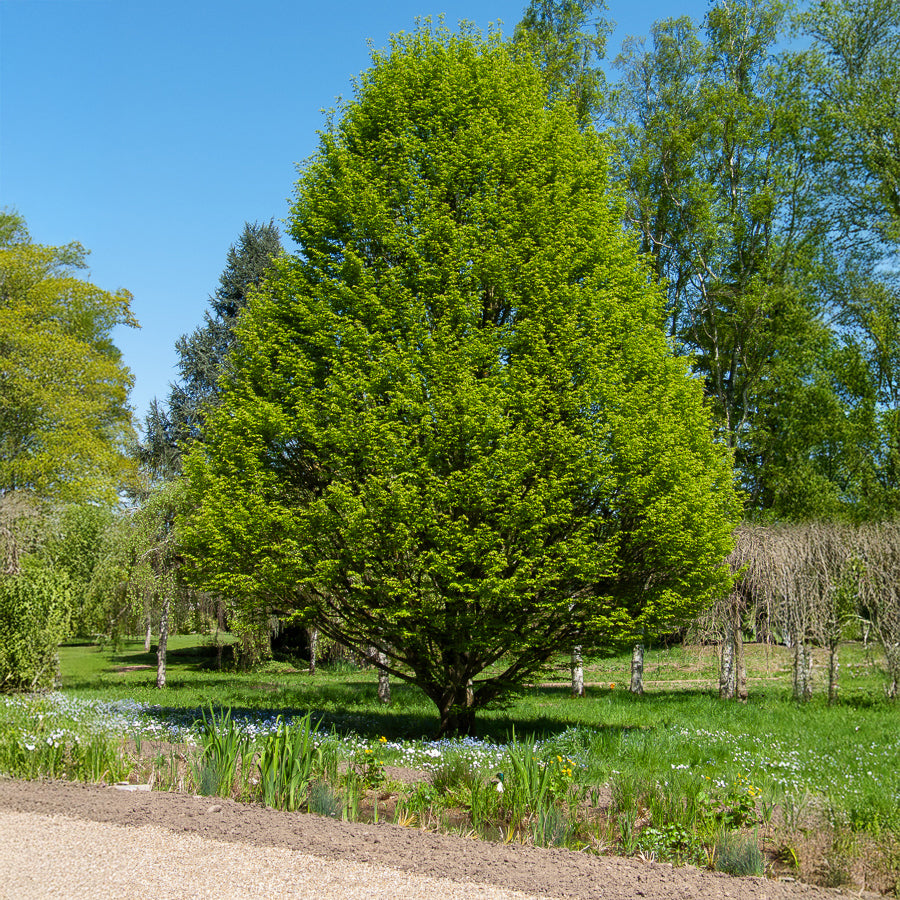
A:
[611,0,865,517]
[184,27,738,736]
[0,210,137,503]
[513,0,612,127]
[796,0,900,516]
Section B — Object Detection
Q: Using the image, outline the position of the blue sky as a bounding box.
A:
[1,0,708,426]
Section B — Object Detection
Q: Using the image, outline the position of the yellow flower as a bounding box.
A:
[379,736,387,743]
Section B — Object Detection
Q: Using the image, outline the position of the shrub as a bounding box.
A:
[0,561,71,691]
[714,830,765,876]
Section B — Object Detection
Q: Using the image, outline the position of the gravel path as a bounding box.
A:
[0,779,873,900]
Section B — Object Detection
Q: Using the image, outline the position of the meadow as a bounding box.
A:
[1,636,898,894]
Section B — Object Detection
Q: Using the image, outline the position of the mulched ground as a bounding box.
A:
[0,777,875,900]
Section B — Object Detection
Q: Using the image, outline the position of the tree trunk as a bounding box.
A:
[736,617,748,701]
[883,643,899,699]
[215,598,225,670]
[720,617,736,699]
[308,627,318,677]
[370,646,390,705]
[571,646,585,697]
[827,643,839,705]
[144,615,152,652]
[720,605,746,700]
[792,639,812,701]
[156,595,169,689]
[437,687,476,738]
[630,643,644,695]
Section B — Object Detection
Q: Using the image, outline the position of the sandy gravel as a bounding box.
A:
[0,778,874,900]
[0,809,551,900]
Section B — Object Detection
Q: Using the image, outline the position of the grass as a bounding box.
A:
[1,634,897,893]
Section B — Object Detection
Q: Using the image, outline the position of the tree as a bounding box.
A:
[184,26,738,736]
[611,1,855,516]
[514,0,613,127]
[796,0,900,517]
[0,210,138,504]
[39,502,114,635]
[142,222,282,477]
[87,482,185,686]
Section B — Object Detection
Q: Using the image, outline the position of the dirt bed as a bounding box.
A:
[0,777,874,900]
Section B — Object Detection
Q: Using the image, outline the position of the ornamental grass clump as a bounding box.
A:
[714,830,765,877]
[257,712,323,811]
[193,703,253,798]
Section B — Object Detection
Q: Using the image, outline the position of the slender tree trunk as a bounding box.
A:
[720,617,736,699]
[571,646,585,697]
[736,616,748,701]
[792,639,812,702]
[720,603,746,700]
[156,596,169,689]
[630,643,644,695]
[370,646,390,705]
[144,615,152,652]
[883,643,899,699]
[827,643,839,705]
[215,598,225,670]
[308,627,318,677]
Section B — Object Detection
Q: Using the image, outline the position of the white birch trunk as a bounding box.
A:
[720,617,736,699]
[370,646,390,705]
[156,596,169,689]
[630,643,644,695]
[792,639,812,701]
[308,627,318,677]
[571,646,585,697]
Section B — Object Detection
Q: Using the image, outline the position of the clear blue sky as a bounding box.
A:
[1,0,709,426]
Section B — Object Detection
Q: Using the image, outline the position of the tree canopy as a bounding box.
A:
[184,27,738,735]
[0,210,138,505]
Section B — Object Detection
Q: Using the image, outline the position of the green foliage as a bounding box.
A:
[257,712,324,811]
[637,822,708,865]
[611,1,847,518]
[39,503,114,635]
[348,745,386,789]
[501,734,577,830]
[0,209,137,504]
[307,779,343,817]
[714,830,765,876]
[514,0,613,126]
[184,24,738,736]
[0,727,131,783]
[194,704,253,797]
[0,561,71,691]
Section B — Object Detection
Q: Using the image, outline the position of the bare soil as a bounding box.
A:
[0,777,876,900]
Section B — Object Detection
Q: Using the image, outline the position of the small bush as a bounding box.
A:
[714,831,764,876]
[308,779,342,817]
[0,562,71,692]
